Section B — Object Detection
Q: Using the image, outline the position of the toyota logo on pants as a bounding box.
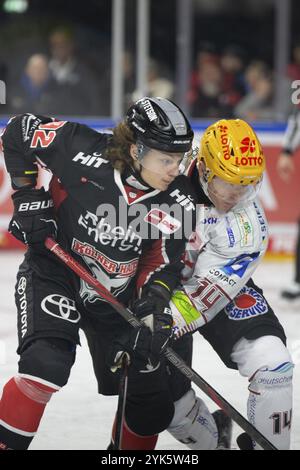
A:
[41,295,81,323]
[17,277,27,295]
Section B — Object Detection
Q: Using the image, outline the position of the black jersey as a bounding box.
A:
[282,108,300,154]
[2,114,196,310]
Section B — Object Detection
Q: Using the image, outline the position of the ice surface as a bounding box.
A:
[0,252,299,450]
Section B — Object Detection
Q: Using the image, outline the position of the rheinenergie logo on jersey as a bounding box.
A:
[78,209,143,252]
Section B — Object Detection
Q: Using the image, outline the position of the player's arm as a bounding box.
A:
[1,113,102,190]
[136,179,197,296]
[1,113,102,245]
[2,114,67,189]
[171,246,267,338]
[1,115,66,244]
[171,207,268,337]
[131,181,197,356]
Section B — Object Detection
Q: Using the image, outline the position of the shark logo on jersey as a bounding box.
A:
[72,239,138,305]
[221,252,260,278]
[225,285,268,320]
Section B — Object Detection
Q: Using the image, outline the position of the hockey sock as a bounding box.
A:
[111,416,158,450]
[168,389,218,450]
[248,362,293,450]
[0,376,57,450]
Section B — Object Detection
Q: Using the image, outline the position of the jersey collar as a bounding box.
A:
[114,169,160,205]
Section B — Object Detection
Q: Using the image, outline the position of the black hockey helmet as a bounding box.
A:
[126,97,194,153]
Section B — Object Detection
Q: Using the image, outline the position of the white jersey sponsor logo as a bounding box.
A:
[234,209,254,248]
[225,285,268,320]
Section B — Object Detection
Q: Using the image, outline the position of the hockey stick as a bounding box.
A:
[114,354,129,450]
[45,237,277,450]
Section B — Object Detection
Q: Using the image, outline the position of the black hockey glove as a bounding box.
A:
[110,282,173,373]
[8,188,57,245]
[133,282,173,357]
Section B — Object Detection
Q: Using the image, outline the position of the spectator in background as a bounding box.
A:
[189,56,232,118]
[287,40,300,81]
[131,58,174,103]
[48,28,101,115]
[9,54,61,115]
[221,45,246,107]
[194,41,219,69]
[97,49,136,115]
[147,59,174,100]
[234,61,274,121]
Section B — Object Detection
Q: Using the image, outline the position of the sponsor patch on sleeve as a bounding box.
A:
[225,285,269,320]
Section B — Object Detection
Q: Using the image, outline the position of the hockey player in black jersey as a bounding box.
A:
[0,97,197,450]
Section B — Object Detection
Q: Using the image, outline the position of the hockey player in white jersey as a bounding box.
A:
[166,119,293,450]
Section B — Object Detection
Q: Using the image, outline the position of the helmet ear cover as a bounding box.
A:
[136,141,149,160]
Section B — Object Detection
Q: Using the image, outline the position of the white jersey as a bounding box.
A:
[179,197,268,327]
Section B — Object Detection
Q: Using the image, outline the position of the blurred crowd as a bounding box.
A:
[187,40,300,121]
[0,28,103,116]
[0,30,299,119]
